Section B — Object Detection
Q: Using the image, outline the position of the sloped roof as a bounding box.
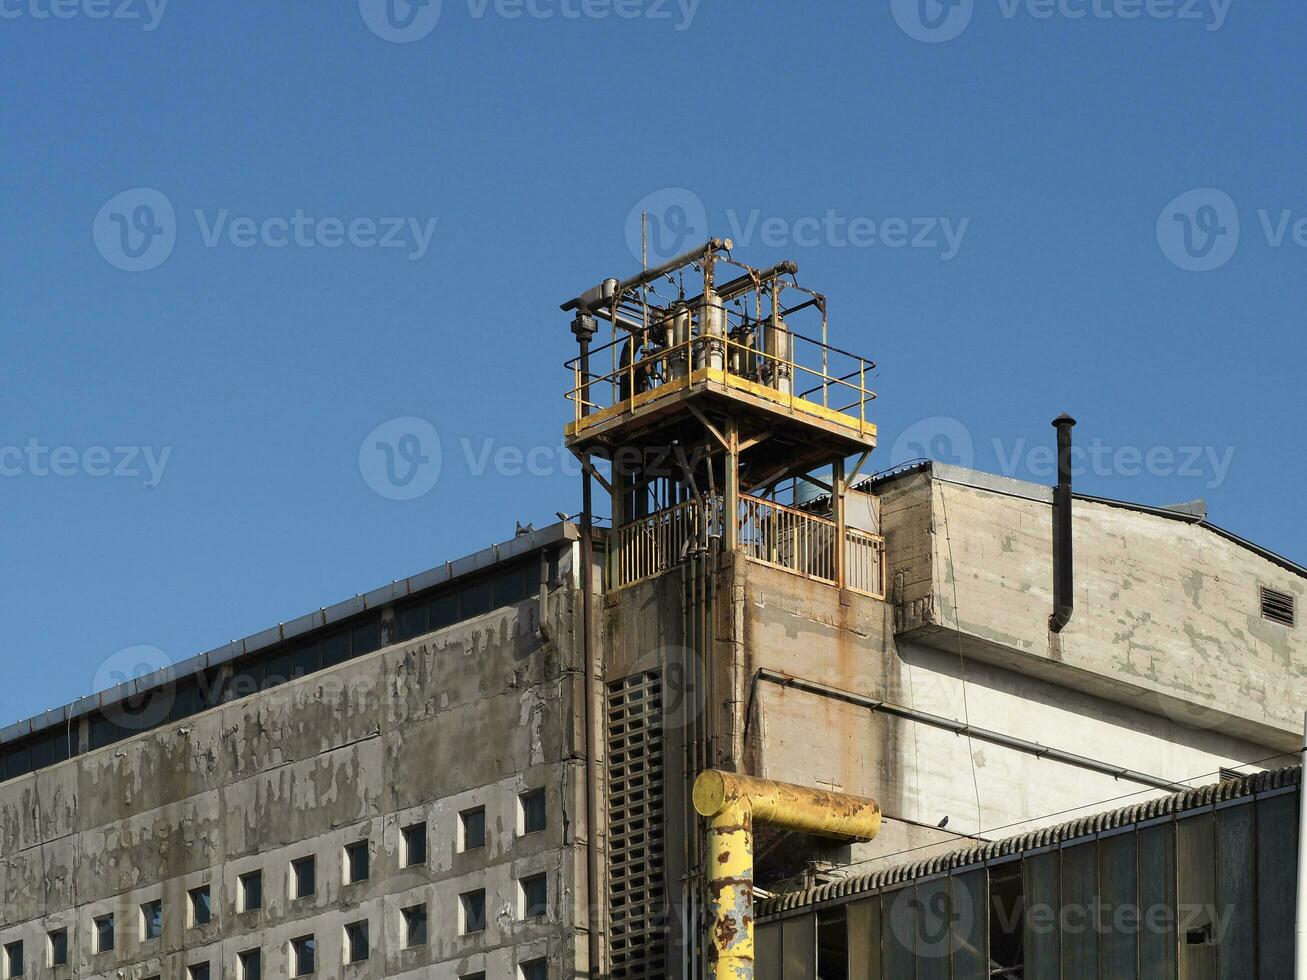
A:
[758,765,1301,917]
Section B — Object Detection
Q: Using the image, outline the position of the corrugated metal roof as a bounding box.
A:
[757,765,1301,917]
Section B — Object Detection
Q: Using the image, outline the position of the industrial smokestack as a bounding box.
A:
[1050,413,1077,633]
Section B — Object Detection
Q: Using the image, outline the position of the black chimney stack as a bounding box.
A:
[1050,413,1077,633]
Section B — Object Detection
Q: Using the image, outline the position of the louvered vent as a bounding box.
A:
[606,670,666,980]
[1260,587,1296,627]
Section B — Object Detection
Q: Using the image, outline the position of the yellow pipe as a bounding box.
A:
[692,770,881,980]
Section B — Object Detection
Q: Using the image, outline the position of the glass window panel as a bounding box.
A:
[1024,852,1061,980]
[914,879,951,980]
[951,870,987,980]
[351,619,381,656]
[398,602,428,641]
[1257,793,1297,979]
[1177,814,1218,980]
[757,921,784,980]
[494,565,533,606]
[1139,823,1176,979]
[322,631,351,668]
[881,890,915,980]
[817,906,848,980]
[783,913,816,980]
[461,579,492,618]
[1062,841,1098,980]
[1099,831,1138,980]
[262,651,290,689]
[429,593,459,630]
[846,897,880,980]
[1215,804,1254,980]
[291,641,320,678]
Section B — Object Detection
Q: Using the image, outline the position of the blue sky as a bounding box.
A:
[1,0,1303,725]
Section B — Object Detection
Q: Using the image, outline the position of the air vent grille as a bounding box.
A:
[1260,587,1296,627]
[606,670,666,980]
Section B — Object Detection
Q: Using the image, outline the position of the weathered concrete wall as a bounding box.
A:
[0,590,588,980]
[888,466,1306,749]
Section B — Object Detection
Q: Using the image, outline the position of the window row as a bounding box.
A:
[4,876,551,980]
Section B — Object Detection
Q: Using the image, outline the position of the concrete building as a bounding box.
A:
[1,242,1303,979]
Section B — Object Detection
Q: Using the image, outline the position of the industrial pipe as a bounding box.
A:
[560,238,734,312]
[692,770,881,980]
[1050,413,1076,633]
[1296,709,1307,980]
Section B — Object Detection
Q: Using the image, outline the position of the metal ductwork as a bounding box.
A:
[692,770,881,980]
[1050,413,1076,633]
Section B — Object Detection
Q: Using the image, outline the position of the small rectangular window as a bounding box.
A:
[240,870,263,912]
[521,958,548,980]
[1261,586,1296,627]
[141,899,163,940]
[292,856,316,900]
[291,935,316,977]
[402,822,427,868]
[4,941,23,978]
[520,788,546,835]
[461,806,486,851]
[47,930,67,967]
[462,973,486,980]
[322,630,351,668]
[402,904,428,948]
[460,889,487,934]
[239,949,262,980]
[345,840,370,884]
[344,921,369,964]
[520,873,547,919]
[94,913,115,953]
[429,593,459,630]
[189,885,212,926]
[398,602,428,641]
[189,964,211,980]
[291,640,321,678]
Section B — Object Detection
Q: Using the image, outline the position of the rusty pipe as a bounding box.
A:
[692,770,881,980]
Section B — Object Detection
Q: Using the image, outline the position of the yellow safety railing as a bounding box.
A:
[565,330,875,432]
[614,496,720,588]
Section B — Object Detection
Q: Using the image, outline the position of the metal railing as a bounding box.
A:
[612,494,885,596]
[614,496,720,588]
[843,526,887,599]
[738,493,838,584]
[565,329,875,431]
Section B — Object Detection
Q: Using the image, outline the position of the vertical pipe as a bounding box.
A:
[1050,413,1077,633]
[1297,708,1307,980]
[573,314,603,980]
[705,803,754,980]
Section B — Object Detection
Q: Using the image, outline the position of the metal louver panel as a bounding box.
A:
[607,670,667,980]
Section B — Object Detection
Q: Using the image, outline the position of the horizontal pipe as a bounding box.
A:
[693,769,882,840]
[753,670,1192,793]
[560,238,733,312]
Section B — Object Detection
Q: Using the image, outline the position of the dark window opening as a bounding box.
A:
[461,806,486,851]
[292,856,316,899]
[989,862,1024,977]
[94,914,115,953]
[48,930,67,967]
[345,840,369,884]
[189,885,212,926]
[403,904,428,947]
[816,906,848,980]
[240,870,263,912]
[291,936,315,977]
[520,788,547,834]
[461,889,487,934]
[520,873,548,919]
[344,921,369,964]
[403,822,427,867]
